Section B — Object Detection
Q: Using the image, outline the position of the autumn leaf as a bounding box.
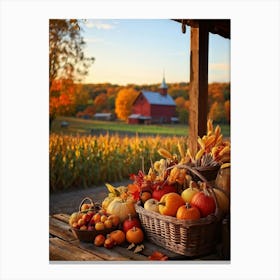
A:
[127,243,135,250]
[134,244,144,254]
[127,184,141,201]
[148,251,168,261]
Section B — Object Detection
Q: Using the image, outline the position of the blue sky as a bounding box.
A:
[80,19,230,85]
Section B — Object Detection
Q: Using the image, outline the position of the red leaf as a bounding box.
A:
[148,251,168,261]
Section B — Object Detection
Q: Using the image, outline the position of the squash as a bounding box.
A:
[102,196,115,210]
[176,203,200,220]
[181,181,200,203]
[102,183,129,210]
[144,198,159,213]
[109,230,126,245]
[215,164,230,197]
[126,227,144,244]
[213,188,229,214]
[158,192,185,217]
[106,197,136,223]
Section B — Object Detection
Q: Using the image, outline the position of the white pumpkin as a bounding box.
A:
[144,198,160,213]
[106,197,136,223]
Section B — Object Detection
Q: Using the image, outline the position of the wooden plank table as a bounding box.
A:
[49,214,230,262]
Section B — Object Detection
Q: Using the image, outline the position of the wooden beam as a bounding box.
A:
[188,22,209,156]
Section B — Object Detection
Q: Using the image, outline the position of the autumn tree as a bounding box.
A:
[49,19,94,126]
[93,93,108,112]
[175,96,186,108]
[208,101,226,123]
[115,88,139,121]
[224,100,230,123]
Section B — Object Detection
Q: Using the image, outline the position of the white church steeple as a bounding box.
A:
[159,71,168,95]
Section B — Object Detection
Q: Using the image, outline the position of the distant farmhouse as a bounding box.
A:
[93,113,114,121]
[128,76,178,124]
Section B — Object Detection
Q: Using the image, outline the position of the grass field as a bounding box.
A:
[51,116,230,137]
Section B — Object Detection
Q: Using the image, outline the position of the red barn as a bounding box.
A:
[128,77,177,124]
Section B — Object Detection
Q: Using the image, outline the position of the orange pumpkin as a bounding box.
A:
[176,203,200,220]
[126,227,144,244]
[158,192,185,216]
[109,230,126,245]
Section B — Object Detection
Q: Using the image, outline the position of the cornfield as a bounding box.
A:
[50,133,187,191]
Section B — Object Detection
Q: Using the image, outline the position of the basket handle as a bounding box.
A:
[78,196,101,213]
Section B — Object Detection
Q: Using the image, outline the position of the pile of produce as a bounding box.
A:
[68,119,230,257]
[68,193,146,253]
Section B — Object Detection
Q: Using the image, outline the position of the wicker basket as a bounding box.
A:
[71,197,117,243]
[191,165,220,182]
[135,166,223,257]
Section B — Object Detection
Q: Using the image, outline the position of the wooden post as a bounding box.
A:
[188,21,209,156]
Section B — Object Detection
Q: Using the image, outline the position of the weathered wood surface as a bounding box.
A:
[188,22,209,156]
[49,214,226,262]
[50,237,104,261]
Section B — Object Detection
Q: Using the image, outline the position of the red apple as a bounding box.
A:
[152,184,177,201]
[95,222,105,231]
[87,225,94,231]
[122,213,141,233]
[77,218,85,227]
[82,213,91,223]
[80,225,87,231]
[89,217,95,226]
[93,213,101,223]
[72,222,79,229]
[190,190,216,217]
[94,234,106,247]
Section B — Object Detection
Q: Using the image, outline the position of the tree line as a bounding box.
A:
[50,80,230,124]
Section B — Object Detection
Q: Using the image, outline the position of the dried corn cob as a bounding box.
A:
[158,148,173,160]
[177,142,185,159]
[195,148,205,161]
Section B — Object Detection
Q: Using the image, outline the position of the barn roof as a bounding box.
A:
[141,90,176,106]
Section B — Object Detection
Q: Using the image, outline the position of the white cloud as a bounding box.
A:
[84,20,115,30]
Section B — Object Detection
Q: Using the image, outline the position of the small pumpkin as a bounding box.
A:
[144,198,159,213]
[107,197,136,223]
[176,203,200,220]
[109,230,126,245]
[126,226,144,244]
[158,192,185,217]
